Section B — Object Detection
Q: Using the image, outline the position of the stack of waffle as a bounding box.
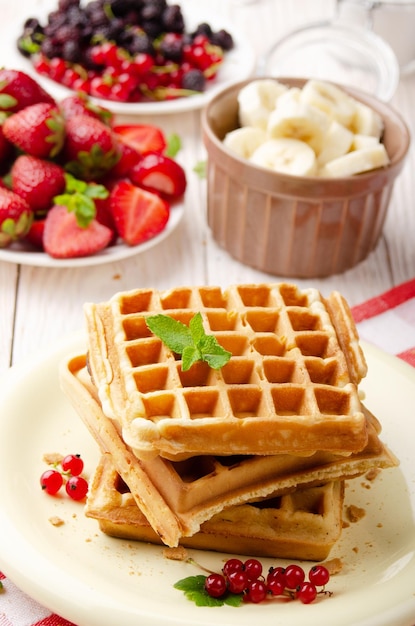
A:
[60,283,398,561]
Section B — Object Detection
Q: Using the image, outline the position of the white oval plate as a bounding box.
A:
[0,201,183,267]
[0,337,414,626]
[2,1,256,115]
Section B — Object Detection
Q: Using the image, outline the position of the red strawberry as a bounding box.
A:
[64,114,120,180]
[43,205,113,258]
[110,180,169,245]
[0,187,33,247]
[112,124,166,155]
[94,193,118,245]
[0,69,55,113]
[11,155,66,213]
[2,103,65,159]
[109,139,141,178]
[59,93,113,126]
[129,153,187,200]
[25,218,46,249]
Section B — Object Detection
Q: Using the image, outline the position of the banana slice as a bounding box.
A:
[223,126,268,159]
[300,79,357,128]
[319,144,390,178]
[237,79,288,130]
[317,120,354,166]
[250,138,317,176]
[267,101,330,154]
[351,134,380,150]
[350,101,384,138]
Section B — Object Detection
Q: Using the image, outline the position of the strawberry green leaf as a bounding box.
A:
[145,312,231,371]
[174,575,243,607]
[53,173,108,228]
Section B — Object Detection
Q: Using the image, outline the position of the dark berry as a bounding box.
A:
[181,69,205,92]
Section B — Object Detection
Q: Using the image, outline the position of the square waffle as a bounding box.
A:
[59,354,397,547]
[84,283,369,459]
[86,453,345,562]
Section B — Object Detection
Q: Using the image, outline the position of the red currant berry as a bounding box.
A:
[222,558,244,577]
[65,476,88,501]
[284,564,305,589]
[267,578,285,597]
[40,469,63,495]
[267,566,286,586]
[308,565,330,587]
[227,570,249,594]
[245,580,267,604]
[244,558,263,581]
[296,581,317,604]
[204,573,227,598]
[61,454,84,477]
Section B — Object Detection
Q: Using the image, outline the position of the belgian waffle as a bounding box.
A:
[59,354,397,547]
[84,283,369,459]
[86,453,345,561]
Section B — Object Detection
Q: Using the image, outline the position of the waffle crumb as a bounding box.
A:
[321,557,343,575]
[49,516,64,527]
[163,546,189,561]
[365,467,381,481]
[346,505,366,523]
[43,452,64,465]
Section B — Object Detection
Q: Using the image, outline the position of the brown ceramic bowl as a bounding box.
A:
[202,77,410,278]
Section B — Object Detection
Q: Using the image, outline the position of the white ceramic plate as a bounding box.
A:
[0,201,184,267]
[1,1,256,115]
[0,337,414,626]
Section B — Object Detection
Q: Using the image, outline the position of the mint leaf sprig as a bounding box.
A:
[174,575,243,607]
[145,312,231,371]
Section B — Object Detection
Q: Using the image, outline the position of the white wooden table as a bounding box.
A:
[1,0,414,378]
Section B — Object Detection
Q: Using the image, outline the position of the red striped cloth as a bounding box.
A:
[1,279,414,625]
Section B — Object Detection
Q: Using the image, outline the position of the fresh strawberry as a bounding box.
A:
[109,139,141,178]
[112,124,167,155]
[25,218,46,249]
[11,155,65,214]
[64,114,120,180]
[0,69,55,113]
[59,92,113,126]
[110,180,169,245]
[0,120,13,174]
[0,187,33,247]
[94,194,118,245]
[43,205,112,258]
[129,153,187,200]
[2,103,65,159]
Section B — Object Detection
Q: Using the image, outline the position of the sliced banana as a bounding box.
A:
[267,100,330,154]
[351,134,380,150]
[250,138,317,176]
[237,79,288,130]
[300,79,357,128]
[223,126,268,159]
[319,144,390,178]
[350,101,384,138]
[317,120,354,166]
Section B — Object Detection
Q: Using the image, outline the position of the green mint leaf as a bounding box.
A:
[165,133,181,158]
[174,575,243,607]
[181,344,202,371]
[199,335,232,369]
[193,160,206,179]
[146,313,231,370]
[145,315,193,354]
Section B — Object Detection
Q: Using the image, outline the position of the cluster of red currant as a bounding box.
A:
[205,558,331,605]
[40,454,88,501]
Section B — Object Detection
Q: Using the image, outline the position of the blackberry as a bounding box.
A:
[62,39,82,62]
[141,19,164,38]
[159,35,183,62]
[181,68,205,92]
[210,29,234,51]
[40,38,62,59]
[162,5,185,34]
[58,0,80,11]
[126,32,155,55]
[192,22,213,39]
